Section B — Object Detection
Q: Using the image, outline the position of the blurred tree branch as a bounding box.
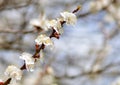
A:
[0,0,33,11]
[0,29,35,34]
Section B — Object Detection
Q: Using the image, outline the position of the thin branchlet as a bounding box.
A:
[3,6,80,85]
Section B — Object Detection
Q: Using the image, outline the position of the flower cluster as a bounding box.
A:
[60,12,77,25]
[20,52,35,72]
[31,11,77,34]
[35,34,53,46]
[30,15,49,31]
[4,65,22,80]
[2,7,79,85]
[33,11,77,45]
[47,19,63,34]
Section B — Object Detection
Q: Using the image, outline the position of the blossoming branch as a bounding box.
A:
[0,6,81,85]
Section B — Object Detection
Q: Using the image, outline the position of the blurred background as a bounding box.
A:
[0,0,120,85]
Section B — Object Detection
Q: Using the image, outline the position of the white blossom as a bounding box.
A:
[4,65,22,80]
[30,16,49,31]
[35,34,53,46]
[47,19,63,34]
[20,52,35,72]
[60,12,77,25]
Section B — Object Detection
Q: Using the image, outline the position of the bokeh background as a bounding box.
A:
[0,0,120,85]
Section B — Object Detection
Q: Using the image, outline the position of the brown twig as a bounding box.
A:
[3,7,80,85]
